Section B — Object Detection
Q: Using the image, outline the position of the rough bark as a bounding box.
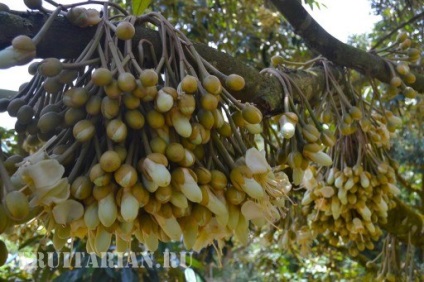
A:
[270,0,424,93]
[383,198,424,246]
[0,9,423,247]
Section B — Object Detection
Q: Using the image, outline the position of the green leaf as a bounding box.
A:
[132,0,152,16]
[18,235,44,250]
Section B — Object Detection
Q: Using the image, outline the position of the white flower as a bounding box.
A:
[29,178,70,207]
[245,148,291,199]
[52,199,84,225]
[178,168,202,203]
[193,218,229,252]
[14,158,70,207]
[142,158,171,187]
[230,165,265,199]
[241,200,280,224]
[245,148,271,174]
[21,159,64,188]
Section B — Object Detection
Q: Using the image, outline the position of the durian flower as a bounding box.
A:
[192,218,229,252]
[141,157,171,188]
[171,168,202,203]
[296,226,314,256]
[179,169,202,203]
[245,148,291,198]
[241,199,280,227]
[29,178,70,207]
[70,218,88,238]
[15,158,70,207]
[21,159,64,188]
[153,214,182,241]
[303,150,333,166]
[52,199,84,225]
[245,147,271,174]
[230,165,265,199]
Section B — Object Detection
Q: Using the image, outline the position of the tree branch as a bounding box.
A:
[384,198,424,246]
[0,10,332,114]
[269,0,424,93]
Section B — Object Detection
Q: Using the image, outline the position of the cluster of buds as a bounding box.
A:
[302,163,398,256]
[378,32,422,100]
[259,53,406,259]
[0,2,291,257]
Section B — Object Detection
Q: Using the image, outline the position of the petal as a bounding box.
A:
[52,199,84,225]
[142,174,159,193]
[245,148,270,174]
[180,169,202,203]
[241,200,264,220]
[154,215,182,241]
[242,177,264,199]
[21,159,64,188]
[30,178,70,207]
[143,158,171,187]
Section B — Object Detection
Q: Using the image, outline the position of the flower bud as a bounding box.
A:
[178,93,196,115]
[281,122,295,139]
[303,150,332,166]
[73,120,95,142]
[120,190,139,222]
[90,164,111,186]
[242,104,262,124]
[107,119,127,143]
[114,164,137,188]
[84,202,100,230]
[98,193,117,227]
[302,124,320,142]
[178,216,198,249]
[230,166,264,199]
[153,215,182,241]
[171,109,192,138]
[225,74,245,91]
[172,168,202,203]
[95,226,112,254]
[155,88,174,112]
[4,191,30,221]
[140,154,171,188]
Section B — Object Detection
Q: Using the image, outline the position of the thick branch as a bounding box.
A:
[0,10,330,114]
[0,89,17,99]
[383,198,424,246]
[0,11,281,113]
[269,0,424,93]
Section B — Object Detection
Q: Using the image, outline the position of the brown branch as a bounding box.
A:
[0,89,17,99]
[383,197,424,246]
[0,10,333,115]
[269,0,424,93]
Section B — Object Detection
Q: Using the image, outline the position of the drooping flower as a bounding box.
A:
[13,158,70,207]
[141,154,171,190]
[29,178,70,207]
[245,148,292,199]
[192,217,230,252]
[171,168,202,203]
[245,148,271,174]
[21,159,64,188]
[230,165,265,199]
[52,199,84,225]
